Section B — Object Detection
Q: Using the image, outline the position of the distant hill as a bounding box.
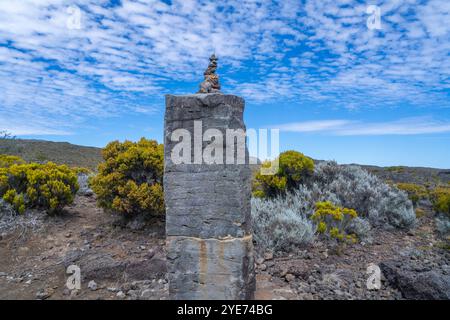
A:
[361,164,450,186]
[0,139,102,171]
[1,139,449,185]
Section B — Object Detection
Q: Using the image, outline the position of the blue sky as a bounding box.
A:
[0,0,449,168]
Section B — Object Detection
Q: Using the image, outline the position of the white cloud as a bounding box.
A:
[275,117,450,136]
[0,116,73,136]
[276,120,353,132]
[0,1,449,135]
[133,106,159,114]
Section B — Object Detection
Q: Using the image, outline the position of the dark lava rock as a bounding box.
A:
[125,257,166,280]
[381,261,450,300]
[63,249,166,281]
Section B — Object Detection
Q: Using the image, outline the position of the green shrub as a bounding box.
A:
[311,201,358,243]
[396,183,428,206]
[2,189,25,214]
[0,159,78,214]
[252,150,314,198]
[431,186,450,217]
[90,138,164,217]
[386,166,405,173]
[0,155,25,168]
[72,167,91,175]
[415,207,426,218]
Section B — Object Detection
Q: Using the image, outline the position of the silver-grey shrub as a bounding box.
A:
[311,161,416,229]
[251,161,415,252]
[0,199,43,236]
[251,191,315,253]
[346,217,372,242]
[436,215,450,237]
[0,199,14,218]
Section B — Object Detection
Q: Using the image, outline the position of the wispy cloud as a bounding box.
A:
[132,106,159,115]
[0,118,73,136]
[275,117,450,136]
[275,120,353,132]
[0,1,449,135]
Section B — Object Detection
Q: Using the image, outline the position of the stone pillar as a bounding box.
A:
[164,93,255,300]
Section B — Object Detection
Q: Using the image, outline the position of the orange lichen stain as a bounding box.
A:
[199,240,207,286]
[218,240,225,272]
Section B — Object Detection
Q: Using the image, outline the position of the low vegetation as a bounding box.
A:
[0,155,25,168]
[0,139,102,171]
[430,186,450,238]
[251,161,416,252]
[252,150,314,198]
[0,155,79,214]
[312,161,416,229]
[3,137,447,253]
[436,216,450,238]
[396,183,428,206]
[431,186,450,217]
[89,138,164,218]
[251,194,315,252]
[312,201,358,244]
[386,166,405,173]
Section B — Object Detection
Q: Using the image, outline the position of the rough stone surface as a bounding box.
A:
[63,251,127,280]
[36,288,54,300]
[125,257,167,280]
[63,249,166,281]
[381,260,450,300]
[198,54,221,93]
[88,280,98,291]
[164,93,255,300]
[167,235,255,300]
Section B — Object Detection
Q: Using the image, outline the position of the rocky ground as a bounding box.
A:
[0,194,449,300]
[255,216,449,300]
[0,195,167,300]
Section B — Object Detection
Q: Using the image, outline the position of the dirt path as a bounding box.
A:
[0,195,166,300]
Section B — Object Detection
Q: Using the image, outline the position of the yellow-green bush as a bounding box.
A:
[396,183,428,206]
[252,150,314,198]
[90,138,164,217]
[431,186,450,217]
[0,155,25,168]
[311,201,358,243]
[72,166,91,175]
[2,189,25,214]
[0,159,78,214]
[415,207,426,218]
[386,166,405,173]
